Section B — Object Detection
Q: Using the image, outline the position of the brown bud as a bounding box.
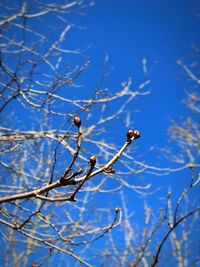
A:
[74,116,81,128]
[90,155,96,166]
[127,129,140,140]
[133,130,140,139]
[188,163,193,169]
[115,207,120,213]
[127,130,134,139]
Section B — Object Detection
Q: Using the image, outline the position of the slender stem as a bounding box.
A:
[0,218,92,267]
[151,207,200,267]
[0,134,137,203]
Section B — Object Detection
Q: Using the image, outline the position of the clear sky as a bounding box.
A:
[60,1,200,263]
[71,0,200,187]
[65,0,199,147]
[72,0,200,262]
[1,0,199,265]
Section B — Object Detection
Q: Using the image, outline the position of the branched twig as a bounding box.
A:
[0,218,92,267]
[0,129,140,203]
[150,207,200,267]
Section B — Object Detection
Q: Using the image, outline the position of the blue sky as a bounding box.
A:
[72,0,200,262]
[1,0,200,265]
[71,0,200,185]
[55,0,200,263]
[66,0,199,147]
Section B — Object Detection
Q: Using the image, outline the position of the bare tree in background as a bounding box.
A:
[100,49,200,267]
[0,1,152,266]
[0,1,199,267]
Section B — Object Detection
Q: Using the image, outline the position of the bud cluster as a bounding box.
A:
[127,129,140,140]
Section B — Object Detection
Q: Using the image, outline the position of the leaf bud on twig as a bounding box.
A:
[115,207,120,213]
[90,155,96,166]
[74,116,81,128]
[127,129,140,140]
[188,163,193,169]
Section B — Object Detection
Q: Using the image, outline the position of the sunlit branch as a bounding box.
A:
[0,129,140,203]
